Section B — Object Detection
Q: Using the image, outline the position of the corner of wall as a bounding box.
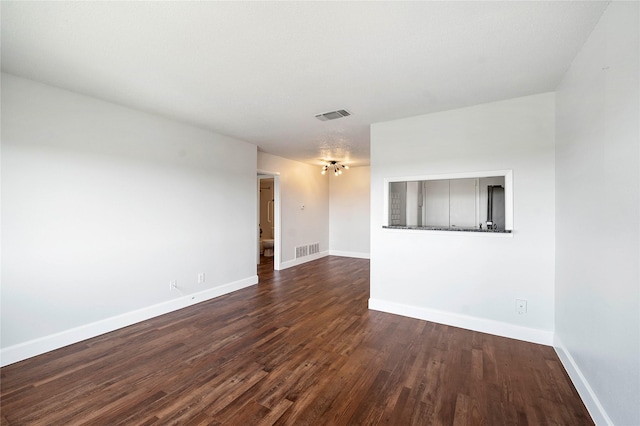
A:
[369,298,554,346]
[329,250,370,259]
[553,335,613,425]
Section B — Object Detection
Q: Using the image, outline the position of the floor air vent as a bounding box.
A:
[295,245,308,259]
[309,243,320,255]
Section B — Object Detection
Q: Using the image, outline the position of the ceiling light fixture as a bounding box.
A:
[321,161,349,176]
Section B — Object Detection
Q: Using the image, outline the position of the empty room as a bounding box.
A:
[1,1,638,425]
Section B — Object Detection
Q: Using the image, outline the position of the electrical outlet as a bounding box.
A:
[516,299,527,314]
[169,280,177,291]
[198,273,205,283]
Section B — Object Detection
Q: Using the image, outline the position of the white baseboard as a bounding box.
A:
[368,298,553,346]
[278,250,329,270]
[0,275,259,367]
[328,250,370,259]
[554,335,612,425]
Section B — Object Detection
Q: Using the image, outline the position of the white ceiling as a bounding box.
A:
[1,1,609,167]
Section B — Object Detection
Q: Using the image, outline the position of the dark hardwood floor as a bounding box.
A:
[1,256,592,425]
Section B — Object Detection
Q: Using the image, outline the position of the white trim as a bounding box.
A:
[554,335,613,426]
[257,177,262,265]
[257,169,281,176]
[273,176,281,270]
[278,250,329,270]
[0,275,258,367]
[368,298,553,345]
[257,172,282,270]
[329,250,370,259]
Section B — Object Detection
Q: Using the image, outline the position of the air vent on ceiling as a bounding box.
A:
[315,109,352,121]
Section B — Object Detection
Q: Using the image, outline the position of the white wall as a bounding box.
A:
[370,93,556,345]
[1,74,258,365]
[329,166,370,258]
[257,152,329,268]
[555,2,640,425]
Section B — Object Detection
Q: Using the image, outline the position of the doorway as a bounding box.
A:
[257,173,280,270]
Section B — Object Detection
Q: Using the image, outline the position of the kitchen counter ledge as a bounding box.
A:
[383,225,512,233]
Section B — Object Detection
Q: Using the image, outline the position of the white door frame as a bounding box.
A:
[257,171,281,270]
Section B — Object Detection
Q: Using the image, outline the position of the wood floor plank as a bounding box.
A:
[1,256,593,425]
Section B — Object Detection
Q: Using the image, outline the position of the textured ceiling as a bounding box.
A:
[1,1,609,167]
